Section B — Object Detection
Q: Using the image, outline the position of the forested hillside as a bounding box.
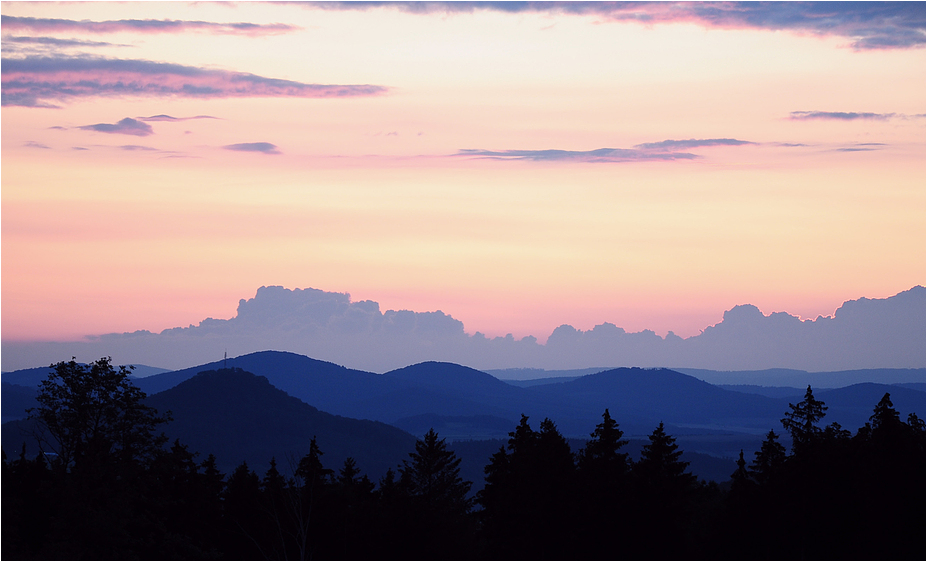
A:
[3,359,923,559]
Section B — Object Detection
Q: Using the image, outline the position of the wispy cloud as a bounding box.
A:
[77,117,154,137]
[118,144,158,151]
[1,55,389,108]
[790,111,898,121]
[311,2,925,50]
[223,142,281,155]
[24,140,50,149]
[836,142,887,152]
[0,15,299,36]
[1,35,127,48]
[633,138,754,150]
[139,114,218,122]
[456,147,698,163]
[455,137,757,163]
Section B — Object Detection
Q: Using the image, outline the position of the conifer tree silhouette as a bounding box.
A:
[399,429,473,559]
[749,430,786,485]
[781,385,827,452]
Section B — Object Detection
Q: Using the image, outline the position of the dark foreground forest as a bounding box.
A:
[3,359,924,560]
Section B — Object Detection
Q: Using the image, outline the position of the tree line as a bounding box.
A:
[3,358,924,559]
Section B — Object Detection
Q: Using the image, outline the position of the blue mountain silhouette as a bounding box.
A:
[144,367,416,476]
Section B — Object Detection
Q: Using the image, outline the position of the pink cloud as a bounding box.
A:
[78,117,153,136]
[324,2,925,51]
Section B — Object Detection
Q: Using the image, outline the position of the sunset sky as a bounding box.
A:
[2,2,924,346]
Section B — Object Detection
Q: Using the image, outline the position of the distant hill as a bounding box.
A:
[136,352,532,424]
[814,383,925,432]
[112,351,927,445]
[487,367,610,381]
[0,367,419,479]
[1,383,37,424]
[893,382,926,392]
[6,353,919,491]
[392,414,517,441]
[675,367,925,387]
[716,385,811,398]
[522,367,786,437]
[144,368,418,477]
[503,376,582,387]
[2,364,169,388]
[7,351,920,442]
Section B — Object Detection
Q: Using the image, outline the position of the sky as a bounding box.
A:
[2,1,925,352]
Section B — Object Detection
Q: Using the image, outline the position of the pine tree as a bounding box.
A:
[536,418,576,484]
[635,422,695,489]
[632,422,696,559]
[907,412,925,433]
[296,437,334,490]
[781,385,827,452]
[576,409,633,558]
[730,450,750,486]
[870,393,901,433]
[749,430,786,485]
[398,429,474,558]
[478,415,578,559]
[578,409,630,476]
[222,462,265,559]
[399,429,471,516]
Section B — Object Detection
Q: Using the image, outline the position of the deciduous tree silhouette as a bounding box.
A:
[28,357,169,475]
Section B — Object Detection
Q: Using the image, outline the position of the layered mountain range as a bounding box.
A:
[4,351,923,485]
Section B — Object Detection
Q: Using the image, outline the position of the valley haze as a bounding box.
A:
[2,285,923,374]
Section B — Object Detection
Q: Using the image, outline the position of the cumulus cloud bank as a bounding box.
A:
[1,55,389,108]
[2,285,923,374]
